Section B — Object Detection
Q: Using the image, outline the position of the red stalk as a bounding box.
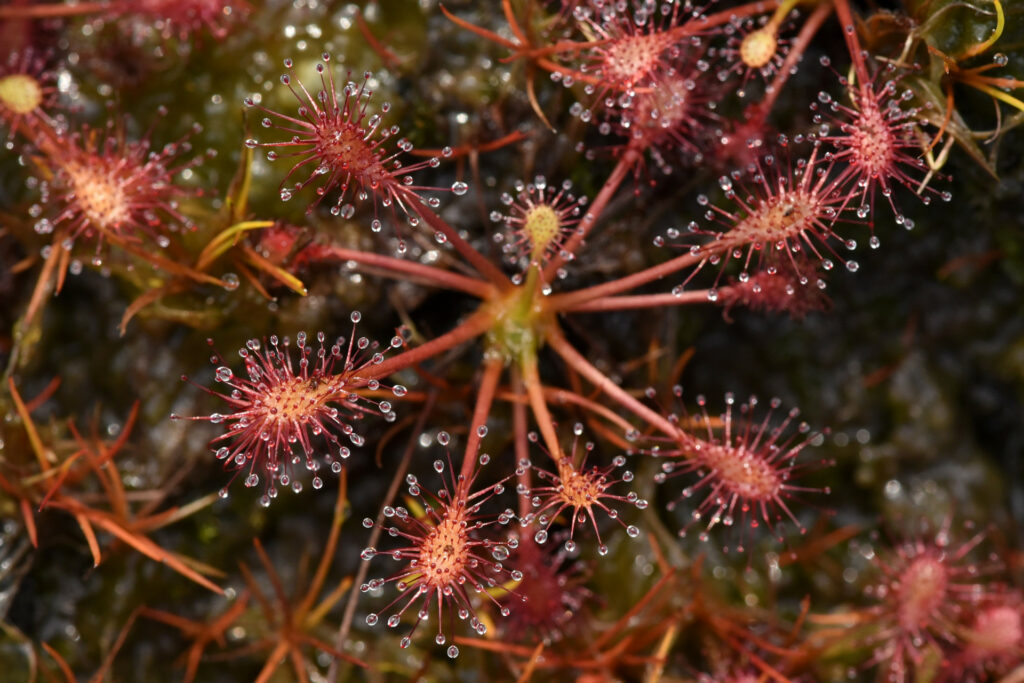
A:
[0,1,120,18]
[750,1,834,121]
[360,307,495,381]
[520,354,565,464]
[511,373,532,520]
[545,326,678,438]
[543,147,639,281]
[459,356,503,482]
[564,289,712,313]
[297,245,495,299]
[832,0,870,88]
[407,199,512,291]
[548,249,713,311]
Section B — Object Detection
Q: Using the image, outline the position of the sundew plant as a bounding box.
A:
[1,1,1023,681]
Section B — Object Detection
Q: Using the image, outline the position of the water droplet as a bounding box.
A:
[451,181,469,195]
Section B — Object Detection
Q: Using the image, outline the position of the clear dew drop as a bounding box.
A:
[451,181,469,195]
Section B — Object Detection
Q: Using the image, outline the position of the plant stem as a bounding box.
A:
[750,1,834,121]
[298,245,496,298]
[676,0,779,36]
[545,326,678,438]
[407,199,511,290]
[496,385,638,436]
[564,289,712,313]
[359,307,495,381]
[511,373,532,520]
[520,351,564,464]
[0,1,118,18]
[832,0,870,88]
[459,355,504,482]
[547,248,713,311]
[543,147,639,281]
[328,391,437,683]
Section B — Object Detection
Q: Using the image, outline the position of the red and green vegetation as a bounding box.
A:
[1,0,1022,680]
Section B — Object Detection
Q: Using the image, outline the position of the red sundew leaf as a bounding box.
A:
[243,52,453,234]
[32,113,211,258]
[173,321,404,503]
[361,449,521,658]
[650,391,833,554]
[862,520,1005,680]
[524,424,647,556]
